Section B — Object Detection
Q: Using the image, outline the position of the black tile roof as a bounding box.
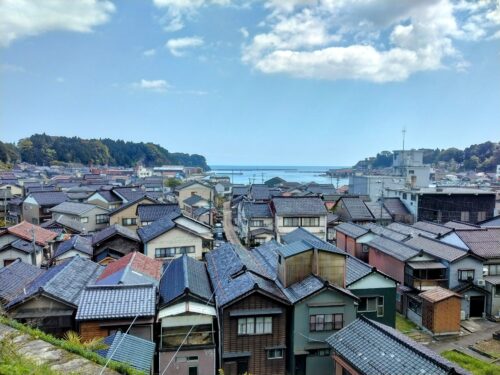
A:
[28,191,67,206]
[326,316,470,375]
[367,235,420,261]
[137,212,180,243]
[92,224,140,245]
[137,203,180,222]
[272,196,327,216]
[340,197,374,221]
[0,260,45,305]
[335,222,369,239]
[242,201,272,219]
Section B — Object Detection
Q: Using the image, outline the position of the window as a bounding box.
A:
[402,193,407,200]
[411,194,416,201]
[309,314,343,331]
[96,214,109,224]
[487,264,500,276]
[495,285,500,297]
[267,349,283,359]
[141,221,152,226]
[408,170,414,174]
[408,298,422,315]
[461,211,470,222]
[283,217,300,227]
[80,217,89,223]
[309,349,330,357]
[377,296,384,317]
[155,246,195,258]
[302,217,320,227]
[358,296,384,317]
[237,317,272,335]
[458,269,475,281]
[250,219,265,227]
[477,211,486,222]
[122,218,137,226]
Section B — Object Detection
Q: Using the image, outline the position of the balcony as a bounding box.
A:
[405,262,448,291]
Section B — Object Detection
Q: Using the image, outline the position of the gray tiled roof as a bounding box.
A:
[405,235,469,262]
[137,203,180,222]
[76,284,156,320]
[7,256,103,308]
[281,274,325,303]
[281,227,318,244]
[0,260,45,305]
[137,212,180,243]
[28,191,67,206]
[112,186,147,202]
[206,243,288,307]
[50,201,100,215]
[413,221,454,236]
[443,221,481,230]
[367,235,419,261]
[92,224,140,245]
[54,235,93,258]
[42,215,87,233]
[362,223,409,241]
[272,197,327,216]
[453,228,500,259]
[364,201,392,220]
[249,185,273,201]
[479,215,500,228]
[387,222,438,239]
[9,239,42,254]
[183,194,205,206]
[383,197,411,216]
[278,238,345,258]
[159,254,212,306]
[242,201,272,218]
[327,316,470,375]
[335,222,369,239]
[345,255,373,286]
[341,197,374,221]
[232,185,250,197]
[98,332,155,373]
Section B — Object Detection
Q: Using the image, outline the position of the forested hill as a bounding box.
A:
[0,134,210,170]
[354,141,500,172]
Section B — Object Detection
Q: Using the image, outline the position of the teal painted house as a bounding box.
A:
[346,254,398,327]
[253,233,359,375]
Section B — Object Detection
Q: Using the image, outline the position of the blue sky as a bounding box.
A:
[1,0,499,166]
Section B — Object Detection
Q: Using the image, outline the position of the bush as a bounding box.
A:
[441,350,500,375]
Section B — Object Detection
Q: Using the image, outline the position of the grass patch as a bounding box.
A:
[442,350,500,375]
[0,336,60,375]
[0,316,144,375]
[396,313,418,333]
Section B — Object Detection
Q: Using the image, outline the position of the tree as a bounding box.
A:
[164,178,181,188]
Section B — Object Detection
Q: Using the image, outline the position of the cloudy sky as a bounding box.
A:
[1,0,499,166]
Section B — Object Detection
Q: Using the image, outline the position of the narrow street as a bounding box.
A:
[223,201,241,245]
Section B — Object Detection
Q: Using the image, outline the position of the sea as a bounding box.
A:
[208,165,349,186]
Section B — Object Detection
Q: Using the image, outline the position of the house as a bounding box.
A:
[95,251,162,286]
[326,316,469,375]
[332,196,392,225]
[206,244,290,375]
[108,196,158,230]
[252,238,358,375]
[98,332,156,374]
[419,287,462,335]
[0,259,45,306]
[76,283,157,341]
[0,221,58,267]
[158,255,216,375]
[112,186,149,203]
[238,201,274,246]
[86,189,122,210]
[41,214,87,234]
[383,197,414,224]
[412,221,454,237]
[136,203,181,227]
[53,235,93,264]
[50,202,110,232]
[271,196,328,242]
[385,187,496,224]
[92,224,142,264]
[183,194,210,215]
[138,212,213,260]
[175,181,214,210]
[22,191,67,224]
[5,256,103,337]
[6,196,23,224]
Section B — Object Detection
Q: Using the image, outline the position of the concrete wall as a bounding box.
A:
[0,248,40,268]
[159,349,215,375]
[145,227,203,260]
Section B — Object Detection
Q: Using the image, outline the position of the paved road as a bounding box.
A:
[223,201,241,245]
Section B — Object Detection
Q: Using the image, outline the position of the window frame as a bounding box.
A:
[122,217,137,226]
[309,314,343,332]
[458,269,475,281]
[95,214,109,224]
[267,348,284,360]
[80,216,89,223]
[237,316,272,335]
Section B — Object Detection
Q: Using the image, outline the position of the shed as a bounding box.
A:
[419,287,462,335]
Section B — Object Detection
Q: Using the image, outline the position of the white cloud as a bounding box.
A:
[241,0,500,82]
[165,36,204,56]
[0,0,115,47]
[143,48,157,57]
[239,27,249,38]
[153,0,230,31]
[133,79,170,92]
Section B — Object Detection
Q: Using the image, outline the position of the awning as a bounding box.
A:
[229,308,283,317]
[407,261,446,270]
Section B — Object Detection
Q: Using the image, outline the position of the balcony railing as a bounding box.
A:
[406,276,448,290]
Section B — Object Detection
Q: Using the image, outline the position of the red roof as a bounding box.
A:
[97,252,163,282]
[7,221,58,246]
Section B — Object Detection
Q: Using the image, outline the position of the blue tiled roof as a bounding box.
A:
[54,235,92,258]
[0,260,45,305]
[159,254,212,306]
[137,212,180,243]
[242,201,272,218]
[206,243,287,307]
[137,203,180,222]
[281,275,325,303]
[183,194,205,206]
[98,332,155,373]
[76,284,156,320]
[7,256,103,308]
[9,239,42,254]
[281,227,321,244]
[327,316,470,375]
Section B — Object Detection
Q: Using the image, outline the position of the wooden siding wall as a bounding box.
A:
[79,321,109,341]
[284,251,313,287]
[318,252,345,287]
[222,293,286,375]
[424,298,461,334]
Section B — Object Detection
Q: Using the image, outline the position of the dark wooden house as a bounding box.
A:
[92,224,142,264]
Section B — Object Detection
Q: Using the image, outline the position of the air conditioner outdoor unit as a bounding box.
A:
[460,310,466,320]
[477,279,486,286]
